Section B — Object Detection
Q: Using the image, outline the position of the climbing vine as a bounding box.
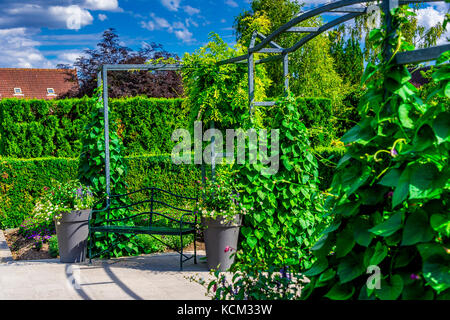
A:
[301,6,449,300]
[79,88,140,258]
[181,32,271,129]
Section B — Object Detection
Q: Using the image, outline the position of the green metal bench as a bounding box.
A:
[88,187,198,270]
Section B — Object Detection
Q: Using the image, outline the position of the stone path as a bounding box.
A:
[0,231,212,300]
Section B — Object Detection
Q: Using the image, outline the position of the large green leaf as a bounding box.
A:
[398,103,415,128]
[369,212,403,237]
[393,167,411,208]
[432,112,450,144]
[379,168,401,188]
[370,242,388,265]
[335,227,355,258]
[423,256,450,294]
[324,283,355,300]
[401,210,434,246]
[341,119,374,145]
[409,163,441,200]
[376,275,403,300]
[337,254,365,284]
[303,257,328,277]
[430,213,450,237]
[353,217,373,247]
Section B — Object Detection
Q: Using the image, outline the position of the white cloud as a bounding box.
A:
[160,0,181,12]
[83,0,120,11]
[0,4,93,30]
[141,13,195,43]
[0,28,52,68]
[183,5,200,16]
[174,28,194,43]
[49,5,94,30]
[185,18,199,28]
[98,13,107,21]
[225,0,238,8]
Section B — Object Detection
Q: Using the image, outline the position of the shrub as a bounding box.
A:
[0,155,201,229]
[0,97,187,158]
[48,235,59,258]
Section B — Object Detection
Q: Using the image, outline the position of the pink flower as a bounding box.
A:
[43,186,48,191]
[213,284,217,292]
[224,246,232,253]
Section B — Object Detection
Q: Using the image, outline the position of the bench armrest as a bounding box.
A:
[180,212,198,228]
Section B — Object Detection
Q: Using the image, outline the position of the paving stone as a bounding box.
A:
[0,250,213,300]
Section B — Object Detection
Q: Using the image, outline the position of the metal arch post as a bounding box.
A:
[248,32,258,116]
[102,65,111,204]
[283,54,289,94]
[382,0,399,62]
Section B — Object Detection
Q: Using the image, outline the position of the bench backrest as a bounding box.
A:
[94,187,198,226]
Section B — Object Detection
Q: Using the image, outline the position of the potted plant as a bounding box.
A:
[197,167,247,271]
[41,180,95,263]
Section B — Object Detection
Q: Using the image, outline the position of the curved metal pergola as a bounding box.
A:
[97,0,449,199]
[218,0,449,111]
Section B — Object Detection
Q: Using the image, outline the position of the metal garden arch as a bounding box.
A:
[97,0,449,200]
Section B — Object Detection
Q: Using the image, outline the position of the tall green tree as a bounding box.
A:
[233,0,347,104]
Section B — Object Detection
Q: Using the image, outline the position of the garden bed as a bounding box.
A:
[4,228,205,261]
[4,229,54,260]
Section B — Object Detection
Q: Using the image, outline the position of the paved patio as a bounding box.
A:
[0,231,212,300]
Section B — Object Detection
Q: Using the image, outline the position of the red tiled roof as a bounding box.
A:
[0,68,79,100]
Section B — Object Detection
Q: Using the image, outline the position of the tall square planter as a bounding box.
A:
[54,210,91,263]
[202,214,242,271]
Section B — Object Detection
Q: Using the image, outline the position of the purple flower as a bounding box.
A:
[390,148,399,157]
[410,273,420,280]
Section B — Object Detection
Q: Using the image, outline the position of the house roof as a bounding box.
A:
[0,68,79,100]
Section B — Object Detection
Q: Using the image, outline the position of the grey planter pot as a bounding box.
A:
[54,209,91,263]
[202,215,242,272]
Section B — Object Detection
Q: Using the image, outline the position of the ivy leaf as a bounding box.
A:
[376,275,403,300]
[368,212,403,237]
[388,67,411,85]
[303,257,328,277]
[369,242,388,265]
[341,119,374,145]
[246,236,257,249]
[432,112,449,144]
[353,217,373,247]
[401,211,434,246]
[392,166,411,208]
[422,256,450,294]
[430,213,450,237]
[379,168,401,188]
[324,283,355,300]
[337,254,365,284]
[335,227,355,258]
[398,103,415,128]
[361,61,377,84]
[408,163,441,200]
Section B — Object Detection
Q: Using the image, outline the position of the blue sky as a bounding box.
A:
[0,0,448,69]
[0,0,253,68]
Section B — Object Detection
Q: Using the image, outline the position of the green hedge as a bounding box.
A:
[0,97,188,158]
[0,155,201,229]
[0,146,343,229]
